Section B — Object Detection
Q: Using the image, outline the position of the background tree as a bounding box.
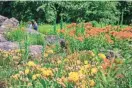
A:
[0,1,132,25]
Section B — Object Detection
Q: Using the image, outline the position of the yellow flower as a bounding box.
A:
[27,83,32,87]
[47,50,54,54]
[57,29,60,33]
[91,67,98,74]
[44,53,48,58]
[27,61,36,67]
[39,68,46,72]
[80,66,85,72]
[84,64,91,69]
[57,60,62,64]
[90,51,95,57]
[11,74,20,80]
[78,70,83,74]
[32,75,37,80]
[42,69,53,77]
[32,74,41,80]
[12,56,19,60]
[89,80,95,87]
[76,60,81,65]
[63,58,69,62]
[3,54,8,58]
[35,74,41,78]
[80,66,87,74]
[19,71,24,75]
[81,80,87,88]
[68,72,79,82]
[84,60,88,65]
[25,69,30,75]
[98,53,106,59]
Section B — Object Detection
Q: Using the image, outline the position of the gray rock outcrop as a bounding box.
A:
[0,15,8,26]
[29,45,43,58]
[1,17,19,29]
[26,28,40,34]
[45,35,60,44]
[0,27,6,34]
[0,42,19,50]
[0,34,7,42]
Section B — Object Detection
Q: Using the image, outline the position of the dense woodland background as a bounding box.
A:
[0,1,132,25]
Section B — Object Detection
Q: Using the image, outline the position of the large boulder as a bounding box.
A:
[0,27,6,34]
[0,42,19,50]
[0,34,7,42]
[26,28,40,34]
[0,15,8,26]
[45,35,60,44]
[1,17,19,29]
[29,45,43,58]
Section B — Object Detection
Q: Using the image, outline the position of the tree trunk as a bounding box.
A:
[120,9,124,25]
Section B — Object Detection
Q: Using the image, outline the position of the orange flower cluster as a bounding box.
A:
[105,34,114,44]
[60,29,65,33]
[111,31,132,39]
[69,29,76,37]
[84,22,93,30]
[61,22,132,42]
[101,59,111,70]
[122,26,132,32]
[75,36,84,42]
[85,28,104,36]
[66,23,76,29]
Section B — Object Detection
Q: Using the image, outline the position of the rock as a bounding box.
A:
[1,17,19,29]
[0,81,6,88]
[0,42,19,50]
[26,28,40,34]
[45,35,60,44]
[29,45,43,58]
[60,39,67,49]
[0,27,6,34]
[0,15,8,26]
[0,34,7,42]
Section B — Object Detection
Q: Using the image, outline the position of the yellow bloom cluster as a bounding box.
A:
[44,49,54,58]
[68,72,79,82]
[91,67,98,75]
[98,53,106,59]
[11,74,20,80]
[24,68,30,75]
[27,61,36,67]
[42,69,53,77]
[11,61,54,82]
[0,49,25,65]
[10,50,122,88]
[32,74,41,80]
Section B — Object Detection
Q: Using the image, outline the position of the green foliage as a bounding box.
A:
[5,29,45,45]
[113,39,132,59]
[66,34,111,53]
[28,34,44,45]
[1,1,132,24]
[38,24,60,35]
[5,29,25,42]
[84,34,111,50]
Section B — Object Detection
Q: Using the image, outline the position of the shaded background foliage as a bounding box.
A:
[0,1,132,24]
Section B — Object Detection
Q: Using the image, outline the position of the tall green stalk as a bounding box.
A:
[41,39,46,60]
[24,33,29,61]
[60,14,63,29]
[53,17,56,34]
[120,9,124,25]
